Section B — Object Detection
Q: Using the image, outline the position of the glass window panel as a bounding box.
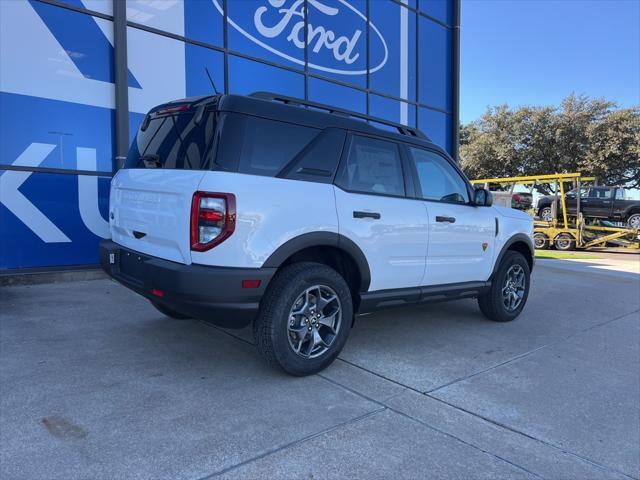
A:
[235,116,319,177]
[228,55,305,98]
[126,0,185,37]
[0,171,111,269]
[369,1,416,101]
[306,0,368,87]
[337,136,405,197]
[59,0,113,16]
[0,93,115,172]
[409,147,469,203]
[227,0,304,69]
[127,27,187,114]
[418,17,452,112]
[184,0,223,47]
[419,0,453,26]
[185,44,225,97]
[369,94,416,128]
[419,108,452,154]
[308,77,366,113]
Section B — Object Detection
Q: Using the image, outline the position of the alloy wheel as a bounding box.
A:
[287,285,342,359]
[502,264,526,312]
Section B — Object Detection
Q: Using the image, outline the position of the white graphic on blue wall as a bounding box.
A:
[216,0,388,75]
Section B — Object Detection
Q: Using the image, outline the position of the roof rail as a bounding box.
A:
[249,91,428,140]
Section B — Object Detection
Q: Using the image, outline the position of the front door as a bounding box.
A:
[405,146,496,285]
[334,135,428,291]
[585,187,614,218]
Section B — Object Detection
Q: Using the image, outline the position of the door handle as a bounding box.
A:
[353,211,381,220]
[435,216,456,223]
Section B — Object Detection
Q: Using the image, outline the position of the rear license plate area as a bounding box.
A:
[118,249,147,286]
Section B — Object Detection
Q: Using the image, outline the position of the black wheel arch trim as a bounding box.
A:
[492,233,535,276]
[262,232,372,292]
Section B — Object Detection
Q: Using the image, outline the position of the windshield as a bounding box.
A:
[124,108,217,170]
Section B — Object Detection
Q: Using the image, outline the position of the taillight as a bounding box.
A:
[190,192,236,252]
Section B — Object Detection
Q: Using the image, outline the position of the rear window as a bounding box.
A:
[125,107,217,170]
[215,113,320,177]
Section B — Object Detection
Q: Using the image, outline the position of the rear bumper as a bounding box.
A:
[99,240,275,328]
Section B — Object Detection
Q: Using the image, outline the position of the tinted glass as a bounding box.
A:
[589,188,612,199]
[222,114,320,177]
[125,109,216,170]
[409,147,469,203]
[337,136,405,196]
[281,128,346,183]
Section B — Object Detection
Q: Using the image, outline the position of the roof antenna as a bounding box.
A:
[205,67,219,95]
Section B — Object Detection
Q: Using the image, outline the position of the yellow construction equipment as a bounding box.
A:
[471,173,640,251]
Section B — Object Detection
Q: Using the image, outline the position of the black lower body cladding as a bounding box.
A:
[99,240,276,328]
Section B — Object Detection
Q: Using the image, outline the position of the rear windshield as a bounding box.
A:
[124,108,217,170]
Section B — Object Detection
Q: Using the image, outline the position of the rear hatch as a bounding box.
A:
[109,97,218,264]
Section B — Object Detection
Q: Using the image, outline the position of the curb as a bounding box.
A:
[0,269,107,287]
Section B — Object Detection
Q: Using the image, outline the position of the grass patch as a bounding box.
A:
[535,250,600,260]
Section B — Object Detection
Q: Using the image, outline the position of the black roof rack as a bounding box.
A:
[249,91,428,140]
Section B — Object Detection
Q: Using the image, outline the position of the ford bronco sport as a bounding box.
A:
[100,92,534,376]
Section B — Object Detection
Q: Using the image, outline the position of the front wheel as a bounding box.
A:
[538,206,553,222]
[533,232,549,250]
[478,251,530,322]
[254,262,353,376]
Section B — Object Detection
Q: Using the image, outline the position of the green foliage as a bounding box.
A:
[460,94,640,188]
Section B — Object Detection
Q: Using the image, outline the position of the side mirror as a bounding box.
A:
[474,188,493,207]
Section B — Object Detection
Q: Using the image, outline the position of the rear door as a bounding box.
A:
[405,146,496,285]
[110,101,217,264]
[334,134,428,291]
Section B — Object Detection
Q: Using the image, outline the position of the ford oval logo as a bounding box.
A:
[212,0,388,76]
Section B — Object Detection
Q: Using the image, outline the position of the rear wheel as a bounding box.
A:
[554,233,576,251]
[533,232,549,250]
[627,213,640,229]
[254,262,353,376]
[150,301,191,320]
[478,251,530,322]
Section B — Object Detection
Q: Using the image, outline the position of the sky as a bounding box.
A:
[460,0,640,123]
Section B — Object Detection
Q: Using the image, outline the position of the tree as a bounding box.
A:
[459,94,640,188]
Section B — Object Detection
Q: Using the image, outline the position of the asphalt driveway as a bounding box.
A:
[1,258,638,479]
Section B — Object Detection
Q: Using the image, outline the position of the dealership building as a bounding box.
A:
[0,0,459,272]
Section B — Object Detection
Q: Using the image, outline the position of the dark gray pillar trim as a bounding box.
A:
[452,0,461,162]
[114,0,129,171]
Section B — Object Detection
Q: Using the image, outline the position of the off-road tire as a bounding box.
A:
[478,251,530,322]
[150,301,191,319]
[254,262,353,376]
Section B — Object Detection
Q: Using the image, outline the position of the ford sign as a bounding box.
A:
[213,0,388,75]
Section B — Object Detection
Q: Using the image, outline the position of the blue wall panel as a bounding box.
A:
[0,0,456,271]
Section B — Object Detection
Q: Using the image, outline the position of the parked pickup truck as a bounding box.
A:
[537,186,640,228]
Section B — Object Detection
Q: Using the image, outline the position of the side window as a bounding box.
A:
[224,115,319,177]
[408,147,470,204]
[336,135,405,196]
[280,128,346,183]
[589,188,612,199]
[615,188,625,200]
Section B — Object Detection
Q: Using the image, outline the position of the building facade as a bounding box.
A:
[0,0,459,271]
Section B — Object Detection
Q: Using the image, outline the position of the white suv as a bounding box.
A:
[100,92,534,376]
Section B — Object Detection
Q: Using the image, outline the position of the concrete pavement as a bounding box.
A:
[1,261,638,479]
